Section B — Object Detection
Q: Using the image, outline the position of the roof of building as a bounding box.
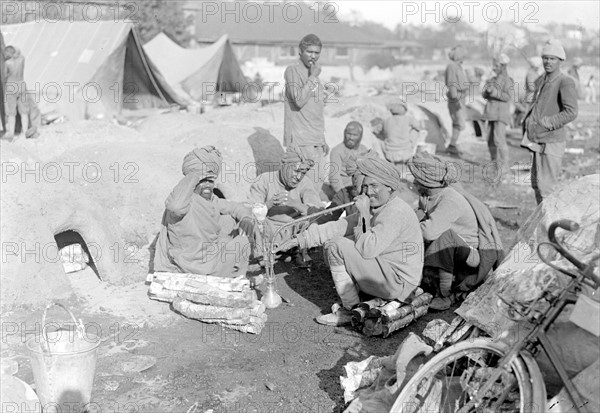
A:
[191,0,381,46]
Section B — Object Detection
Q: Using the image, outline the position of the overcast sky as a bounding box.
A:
[335,1,600,31]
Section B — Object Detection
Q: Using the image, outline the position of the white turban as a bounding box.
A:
[541,39,566,61]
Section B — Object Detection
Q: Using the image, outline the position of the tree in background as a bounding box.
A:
[2,1,193,46]
[130,0,193,45]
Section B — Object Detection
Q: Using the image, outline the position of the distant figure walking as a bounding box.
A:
[4,45,28,140]
[444,45,469,156]
[482,53,514,184]
[585,75,597,104]
[567,57,583,99]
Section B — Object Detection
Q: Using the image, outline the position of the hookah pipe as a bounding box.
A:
[258,201,357,309]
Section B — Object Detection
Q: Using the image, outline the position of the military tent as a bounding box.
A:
[1,31,6,133]
[1,21,187,121]
[143,33,248,102]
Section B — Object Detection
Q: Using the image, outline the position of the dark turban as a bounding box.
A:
[355,156,401,191]
[346,149,378,177]
[282,144,315,169]
[408,152,457,188]
[182,145,222,178]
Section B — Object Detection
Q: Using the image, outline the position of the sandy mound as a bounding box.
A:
[135,108,288,201]
[11,120,146,162]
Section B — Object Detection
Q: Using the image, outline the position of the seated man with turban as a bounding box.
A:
[317,150,380,224]
[154,146,258,277]
[408,152,504,311]
[248,145,324,267]
[282,156,424,326]
[328,121,369,195]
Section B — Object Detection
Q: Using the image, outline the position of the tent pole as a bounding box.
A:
[129,26,171,105]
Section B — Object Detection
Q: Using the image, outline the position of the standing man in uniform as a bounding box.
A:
[284,34,329,199]
[567,57,583,99]
[4,46,28,140]
[482,53,514,184]
[523,40,578,204]
[444,45,469,156]
[0,32,6,135]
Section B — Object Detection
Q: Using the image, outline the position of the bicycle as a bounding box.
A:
[390,219,600,413]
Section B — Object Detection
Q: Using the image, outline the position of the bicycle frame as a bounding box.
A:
[459,220,598,413]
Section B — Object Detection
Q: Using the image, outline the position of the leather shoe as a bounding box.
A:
[315,306,353,326]
[429,296,453,311]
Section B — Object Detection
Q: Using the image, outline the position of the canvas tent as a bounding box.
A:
[144,33,248,102]
[1,21,186,121]
[1,31,6,133]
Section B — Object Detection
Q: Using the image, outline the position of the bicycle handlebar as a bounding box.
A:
[548,219,580,243]
[546,219,600,287]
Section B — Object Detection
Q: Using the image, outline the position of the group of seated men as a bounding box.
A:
[154,122,504,325]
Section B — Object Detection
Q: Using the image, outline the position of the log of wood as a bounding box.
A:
[224,322,265,335]
[154,278,251,296]
[177,290,257,308]
[148,281,258,307]
[149,272,250,292]
[381,304,413,324]
[148,284,178,302]
[194,314,267,334]
[362,317,383,337]
[201,313,267,326]
[367,300,402,319]
[382,305,428,338]
[381,293,433,323]
[351,298,387,326]
[172,298,265,321]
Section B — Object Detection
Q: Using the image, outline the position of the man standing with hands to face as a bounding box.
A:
[284,34,329,199]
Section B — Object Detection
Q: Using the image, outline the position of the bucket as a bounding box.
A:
[26,303,101,413]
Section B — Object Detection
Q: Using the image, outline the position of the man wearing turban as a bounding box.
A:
[444,44,470,155]
[408,152,503,310]
[283,33,329,198]
[248,145,324,268]
[328,121,369,194]
[283,156,424,326]
[523,39,578,204]
[482,53,514,183]
[154,146,258,277]
[317,149,380,225]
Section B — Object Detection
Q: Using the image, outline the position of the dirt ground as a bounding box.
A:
[1,88,598,412]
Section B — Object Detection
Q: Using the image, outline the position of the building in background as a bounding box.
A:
[183,0,420,70]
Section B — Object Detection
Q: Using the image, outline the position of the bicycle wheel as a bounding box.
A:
[390,338,540,413]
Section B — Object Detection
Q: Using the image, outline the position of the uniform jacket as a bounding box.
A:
[482,72,514,125]
[524,70,578,144]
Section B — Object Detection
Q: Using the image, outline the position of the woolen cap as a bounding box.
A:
[541,39,566,60]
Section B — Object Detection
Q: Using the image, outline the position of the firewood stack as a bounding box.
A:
[351,289,433,338]
[147,272,267,334]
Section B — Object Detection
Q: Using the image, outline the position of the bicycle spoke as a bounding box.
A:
[398,347,525,413]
